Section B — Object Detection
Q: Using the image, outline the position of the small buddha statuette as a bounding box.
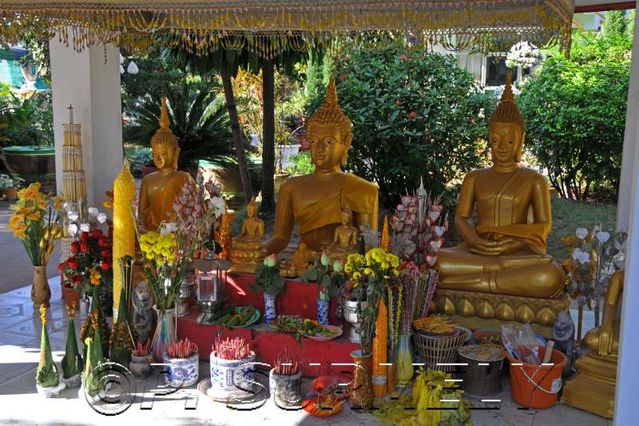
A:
[326,208,359,262]
[138,97,194,231]
[230,197,266,273]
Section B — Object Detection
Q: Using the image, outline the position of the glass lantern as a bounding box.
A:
[195,250,231,324]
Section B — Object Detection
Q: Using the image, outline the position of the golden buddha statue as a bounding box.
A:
[231,197,266,273]
[262,79,378,256]
[435,73,564,298]
[138,97,194,231]
[327,208,359,262]
[563,270,623,419]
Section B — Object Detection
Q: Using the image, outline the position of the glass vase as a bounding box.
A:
[263,293,277,324]
[151,306,176,362]
[349,349,374,409]
[396,334,414,387]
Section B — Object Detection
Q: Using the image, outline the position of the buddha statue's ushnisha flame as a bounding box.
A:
[489,71,525,129]
[151,96,179,149]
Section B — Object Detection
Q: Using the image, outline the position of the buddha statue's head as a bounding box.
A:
[306,79,353,172]
[341,208,353,226]
[247,197,257,218]
[488,72,525,167]
[151,97,180,171]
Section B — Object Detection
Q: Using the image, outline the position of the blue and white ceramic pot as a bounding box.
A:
[164,352,199,387]
[263,293,277,324]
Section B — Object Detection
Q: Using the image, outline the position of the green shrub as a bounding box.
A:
[333,42,495,207]
[518,28,631,201]
[286,151,314,175]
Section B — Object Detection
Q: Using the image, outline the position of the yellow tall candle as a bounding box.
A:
[112,161,136,316]
[372,298,388,397]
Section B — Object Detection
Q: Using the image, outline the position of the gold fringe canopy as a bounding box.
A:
[0,1,574,57]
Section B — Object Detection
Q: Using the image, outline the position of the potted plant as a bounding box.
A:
[129,340,153,378]
[303,251,346,325]
[250,254,285,323]
[269,349,302,407]
[0,173,17,200]
[209,337,255,398]
[8,182,63,307]
[164,338,199,387]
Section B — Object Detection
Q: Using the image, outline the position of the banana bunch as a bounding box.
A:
[412,315,456,335]
[39,224,63,264]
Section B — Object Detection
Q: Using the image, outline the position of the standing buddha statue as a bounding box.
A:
[138,97,194,231]
[262,79,378,257]
[435,72,565,298]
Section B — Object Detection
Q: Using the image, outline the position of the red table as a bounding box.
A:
[177,273,359,377]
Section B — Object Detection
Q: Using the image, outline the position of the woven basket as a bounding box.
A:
[412,326,470,372]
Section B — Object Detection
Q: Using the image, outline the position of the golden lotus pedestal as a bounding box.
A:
[429,289,570,338]
[562,354,617,419]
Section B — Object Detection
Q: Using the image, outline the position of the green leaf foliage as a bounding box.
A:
[333,41,495,207]
[518,26,632,201]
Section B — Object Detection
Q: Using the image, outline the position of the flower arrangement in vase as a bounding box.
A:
[269,349,302,407]
[389,181,447,270]
[8,182,63,307]
[209,337,256,399]
[250,254,285,323]
[562,227,626,341]
[303,251,346,325]
[164,338,199,387]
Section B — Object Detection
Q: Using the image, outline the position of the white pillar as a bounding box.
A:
[616,4,639,232]
[49,37,123,206]
[614,3,639,424]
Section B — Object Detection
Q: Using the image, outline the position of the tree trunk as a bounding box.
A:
[261,59,276,214]
[221,63,252,203]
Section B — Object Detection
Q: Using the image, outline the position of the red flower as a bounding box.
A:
[80,231,89,242]
[101,261,111,271]
[80,242,89,253]
[71,241,80,254]
[92,229,103,239]
[98,238,110,248]
[67,258,79,270]
[57,262,65,272]
[100,249,110,259]
[408,111,418,119]
[71,275,82,285]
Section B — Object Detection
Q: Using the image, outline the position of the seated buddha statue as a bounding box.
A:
[584,270,623,357]
[435,73,564,298]
[231,198,266,272]
[261,79,378,256]
[327,208,359,262]
[562,270,622,419]
[138,97,194,231]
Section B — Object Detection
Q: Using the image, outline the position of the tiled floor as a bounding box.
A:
[0,280,611,426]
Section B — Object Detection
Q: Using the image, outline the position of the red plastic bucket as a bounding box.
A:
[506,348,568,409]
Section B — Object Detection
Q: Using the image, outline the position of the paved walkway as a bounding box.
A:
[0,278,610,426]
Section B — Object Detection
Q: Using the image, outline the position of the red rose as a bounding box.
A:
[80,231,89,242]
[101,261,111,271]
[71,275,82,285]
[98,238,110,248]
[92,229,103,239]
[57,262,65,272]
[71,241,80,254]
[80,242,89,253]
[67,258,79,270]
[100,249,110,259]
[408,111,418,119]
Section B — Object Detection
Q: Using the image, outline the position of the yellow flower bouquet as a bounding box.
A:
[9,182,63,306]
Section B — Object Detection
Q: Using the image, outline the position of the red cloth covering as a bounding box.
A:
[177,273,358,377]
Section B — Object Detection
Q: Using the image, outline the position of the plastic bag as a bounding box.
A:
[501,323,545,365]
